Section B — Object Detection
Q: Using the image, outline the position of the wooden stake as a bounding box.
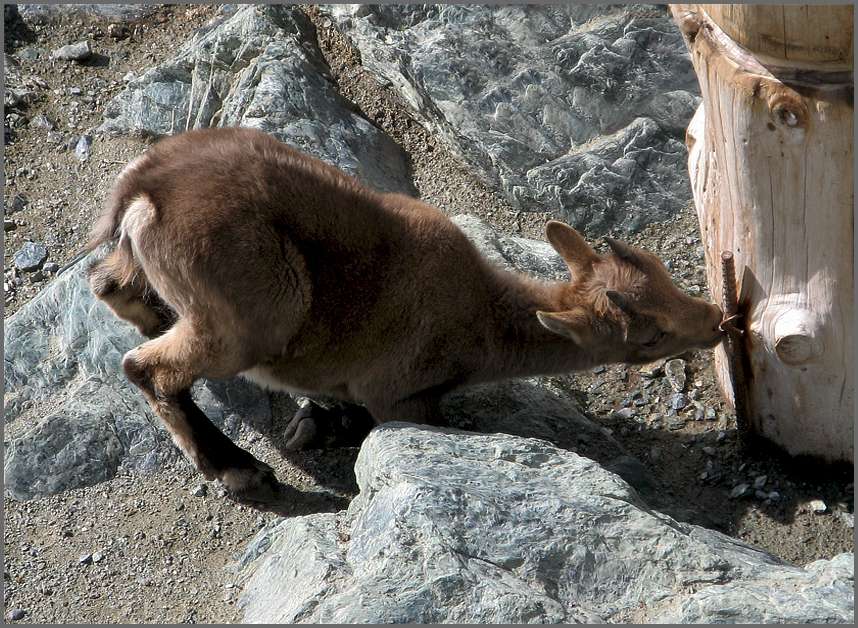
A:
[719,251,751,447]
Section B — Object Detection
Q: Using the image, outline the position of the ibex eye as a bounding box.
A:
[642,330,665,348]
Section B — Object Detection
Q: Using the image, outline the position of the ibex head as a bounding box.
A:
[536,220,725,364]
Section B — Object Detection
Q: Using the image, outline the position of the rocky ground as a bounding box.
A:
[3,4,853,624]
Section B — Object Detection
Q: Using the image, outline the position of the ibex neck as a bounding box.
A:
[471,270,615,383]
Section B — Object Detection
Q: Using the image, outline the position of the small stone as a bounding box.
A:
[79,553,93,565]
[730,483,749,499]
[43,261,60,274]
[767,490,781,502]
[30,113,56,130]
[809,499,827,514]
[13,241,48,272]
[52,40,92,62]
[716,430,727,443]
[592,365,606,374]
[108,23,130,40]
[68,86,82,96]
[123,71,136,82]
[5,219,17,232]
[705,407,717,421]
[702,446,716,456]
[639,360,664,378]
[5,609,26,621]
[669,393,689,411]
[693,407,705,421]
[666,416,686,431]
[838,511,854,529]
[664,359,686,392]
[753,475,767,489]
[74,135,92,161]
[191,484,208,497]
[8,193,27,214]
[92,551,104,563]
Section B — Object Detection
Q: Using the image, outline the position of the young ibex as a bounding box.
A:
[87,127,725,504]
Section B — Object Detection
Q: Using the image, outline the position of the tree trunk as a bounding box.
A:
[670,4,854,463]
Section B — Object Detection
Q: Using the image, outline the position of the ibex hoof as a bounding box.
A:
[220,460,283,506]
[282,402,375,450]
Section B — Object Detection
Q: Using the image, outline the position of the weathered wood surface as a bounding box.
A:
[671,4,854,462]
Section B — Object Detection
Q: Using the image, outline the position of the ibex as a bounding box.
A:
[87,127,725,505]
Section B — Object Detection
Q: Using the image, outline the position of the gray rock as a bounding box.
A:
[74,135,92,161]
[810,499,828,514]
[99,5,413,195]
[7,193,28,214]
[323,4,699,233]
[669,392,689,410]
[233,425,854,623]
[664,358,686,392]
[79,553,92,565]
[730,483,750,499]
[92,551,104,563]
[13,241,48,272]
[52,41,92,62]
[43,261,60,274]
[29,113,56,131]
[3,251,272,500]
[191,484,208,498]
[5,608,26,621]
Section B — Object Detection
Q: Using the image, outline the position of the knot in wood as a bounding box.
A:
[767,93,808,129]
[773,308,823,365]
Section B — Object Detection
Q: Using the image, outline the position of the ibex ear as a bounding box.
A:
[545,221,598,276]
[604,237,641,268]
[605,290,637,314]
[536,308,591,345]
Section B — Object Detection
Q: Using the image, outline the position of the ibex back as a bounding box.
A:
[87,127,725,504]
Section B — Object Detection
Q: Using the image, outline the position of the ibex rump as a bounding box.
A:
[87,127,724,504]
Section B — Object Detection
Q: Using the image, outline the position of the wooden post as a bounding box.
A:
[670,4,854,462]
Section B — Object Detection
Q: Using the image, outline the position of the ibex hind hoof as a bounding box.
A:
[282,402,375,450]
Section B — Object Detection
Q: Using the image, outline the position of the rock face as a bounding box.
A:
[99,4,413,195]
[233,424,855,624]
[3,251,272,501]
[323,4,699,233]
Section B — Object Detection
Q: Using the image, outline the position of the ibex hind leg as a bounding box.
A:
[121,319,282,504]
[88,247,175,338]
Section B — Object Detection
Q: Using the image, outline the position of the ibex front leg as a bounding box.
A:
[122,320,280,503]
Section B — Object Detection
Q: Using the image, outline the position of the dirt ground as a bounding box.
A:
[3,5,854,624]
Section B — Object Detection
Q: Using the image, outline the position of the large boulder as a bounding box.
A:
[233,424,855,624]
[322,4,700,233]
[98,4,413,195]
